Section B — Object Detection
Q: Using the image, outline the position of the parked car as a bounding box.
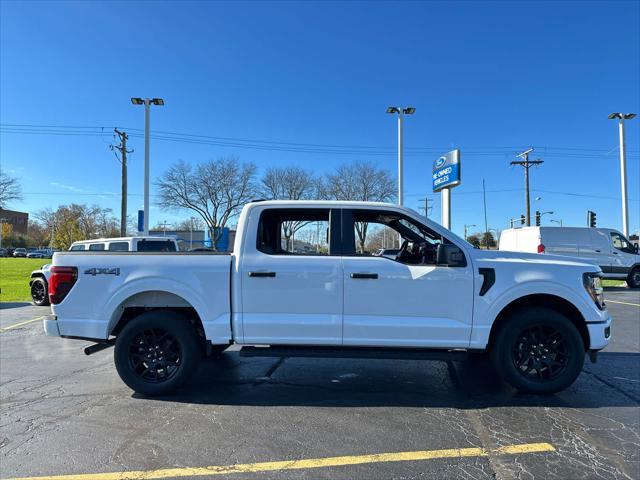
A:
[499,226,640,288]
[0,248,7,257]
[12,248,27,257]
[44,200,610,396]
[27,249,51,259]
[29,236,180,306]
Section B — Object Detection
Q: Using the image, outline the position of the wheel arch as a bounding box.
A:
[487,294,589,351]
[108,290,206,344]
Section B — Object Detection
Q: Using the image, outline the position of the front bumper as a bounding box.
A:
[586,310,612,350]
[43,314,60,337]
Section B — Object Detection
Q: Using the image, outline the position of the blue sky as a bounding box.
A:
[1,0,639,238]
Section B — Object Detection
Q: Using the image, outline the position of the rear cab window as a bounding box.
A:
[256,208,333,255]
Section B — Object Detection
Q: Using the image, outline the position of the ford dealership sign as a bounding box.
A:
[432,149,461,192]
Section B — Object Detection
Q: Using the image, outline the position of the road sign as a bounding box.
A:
[432,149,461,192]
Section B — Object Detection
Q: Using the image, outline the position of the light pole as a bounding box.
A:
[386,106,415,206]
[131,97,164,235]
[550,219,563,227]
[464,224,476,241]
[608,112,636,237]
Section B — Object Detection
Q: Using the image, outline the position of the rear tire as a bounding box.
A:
[627,267,640,289]
[30,278,50,306]
[114,311,201,396]
[490,307,585,394]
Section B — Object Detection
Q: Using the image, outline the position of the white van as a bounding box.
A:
[69,236,179,252]
[499,227,640,288]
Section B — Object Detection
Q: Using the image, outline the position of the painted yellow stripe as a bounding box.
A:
[607,299,640,307]
[6,442,555,480]
[0,316,44,333]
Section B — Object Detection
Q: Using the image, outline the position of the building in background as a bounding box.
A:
[0,208,29,235]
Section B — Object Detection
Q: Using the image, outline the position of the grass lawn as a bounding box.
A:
[0,258,49,302]
[603,279,626,287]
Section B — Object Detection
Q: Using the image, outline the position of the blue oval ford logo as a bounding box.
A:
[435,156,446,168]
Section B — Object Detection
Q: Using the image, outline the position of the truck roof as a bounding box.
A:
[246,200,411,209]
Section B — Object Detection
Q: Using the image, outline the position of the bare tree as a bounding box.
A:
[261,166,320,250]
[323,161,396,252]
[0,172,22,209]
[174,217,206,232]
[156,157,257,249]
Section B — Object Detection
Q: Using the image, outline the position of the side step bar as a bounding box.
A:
[240,345,469,361]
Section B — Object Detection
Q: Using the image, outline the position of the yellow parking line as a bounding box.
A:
[606,299,640,307]
[6,442,555,480]
[0,316,44,333]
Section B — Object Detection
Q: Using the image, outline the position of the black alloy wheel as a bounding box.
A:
[511,325,569,381]
[114,311,201,396]
[31,278,50,306]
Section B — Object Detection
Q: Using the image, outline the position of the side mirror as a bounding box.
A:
[436,244,467,267]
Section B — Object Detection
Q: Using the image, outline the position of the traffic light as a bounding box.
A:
[520,214,525,225]
[535,211,541,226]
[587,210,597,228]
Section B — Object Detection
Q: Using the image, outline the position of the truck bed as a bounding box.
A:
[50,251,233,342]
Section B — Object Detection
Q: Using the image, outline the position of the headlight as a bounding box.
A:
[583,273,605,310]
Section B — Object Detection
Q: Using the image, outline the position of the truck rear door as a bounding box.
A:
[238,207,343,345]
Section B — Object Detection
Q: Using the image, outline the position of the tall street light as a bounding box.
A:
[386,106,416,206]
[608,112,636,237]
[132,97,164,234]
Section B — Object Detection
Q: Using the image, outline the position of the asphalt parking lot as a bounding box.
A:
[1,289,639,480]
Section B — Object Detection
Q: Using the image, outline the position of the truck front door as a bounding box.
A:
[341,209,474,348]
[239,207,343,345]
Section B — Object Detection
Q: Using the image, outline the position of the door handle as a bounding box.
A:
[595,250,601,253]
[613,251,619,255]
[350,273,378,279]
[249,271,276,278]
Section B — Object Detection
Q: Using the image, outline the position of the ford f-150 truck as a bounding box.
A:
[43,201,611,396]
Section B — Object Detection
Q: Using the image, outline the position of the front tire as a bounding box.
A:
[627,267,640,289]
[114,311,201,396]
[30,278,50,306]
[491,308,585,394]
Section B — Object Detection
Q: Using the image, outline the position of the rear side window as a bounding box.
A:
[137,240,177,252]
[108,242,129,251]
[257,208,331,255]
[70,245,86,251]
[89,243,105,251]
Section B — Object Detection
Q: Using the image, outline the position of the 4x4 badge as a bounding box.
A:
[84,268,120,276]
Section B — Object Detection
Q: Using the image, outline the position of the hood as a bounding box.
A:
[470,249,601,272]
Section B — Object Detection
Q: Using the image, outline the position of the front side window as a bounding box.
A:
[257,209,331,255]
[611,233,634,254]
[347,210,449,265]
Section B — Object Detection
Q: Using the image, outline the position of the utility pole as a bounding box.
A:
[511,148,543,226]
[111,129,132,237]
[418,197,431,218]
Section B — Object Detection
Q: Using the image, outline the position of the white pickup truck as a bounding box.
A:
[43,201,611,396]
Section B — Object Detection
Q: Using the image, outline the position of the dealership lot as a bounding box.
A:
[1,289,638,480]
